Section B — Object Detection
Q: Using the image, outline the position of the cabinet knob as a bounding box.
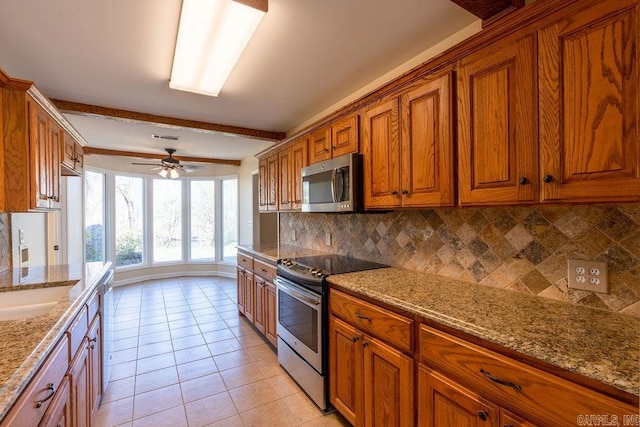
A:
[362,341,368,348]
[519,177,529,185]
[324,148,330,153]
[543,175,555,183]
[477,410,489,421]
[391,190,398,196]
[402,189,409,195]
[352,336,359,343]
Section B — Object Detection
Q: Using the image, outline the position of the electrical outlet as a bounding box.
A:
[325,232,332,246]
[292,230,296,241]
[567,259,608,294]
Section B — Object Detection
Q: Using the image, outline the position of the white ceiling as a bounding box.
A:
[0,0,477,164]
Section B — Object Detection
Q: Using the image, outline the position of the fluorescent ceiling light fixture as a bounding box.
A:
[170,0,267,97]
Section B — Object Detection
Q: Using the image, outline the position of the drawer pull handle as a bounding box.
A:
[261,269,267,273]
[354,312,372,321]
[35,383,56,408]
[477,410,489,421]
[480,369,522,391]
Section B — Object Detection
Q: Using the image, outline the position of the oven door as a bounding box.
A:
[275,276,323,373]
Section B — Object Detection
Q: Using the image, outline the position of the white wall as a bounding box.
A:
[11,212,47,267]
[238,155,257,245]
[65,176,84,264]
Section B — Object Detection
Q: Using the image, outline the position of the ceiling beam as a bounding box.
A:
[449,0,524,25]
[83,146,242,166]
[51,99,286,142]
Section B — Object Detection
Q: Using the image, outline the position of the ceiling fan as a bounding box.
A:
[132,148,204,179]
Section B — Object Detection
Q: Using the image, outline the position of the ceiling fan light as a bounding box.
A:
[168,168,180,179]
[159,169,169,178]
[169,0,267,97]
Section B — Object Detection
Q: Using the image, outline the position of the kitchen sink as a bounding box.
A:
[0,286,73,321]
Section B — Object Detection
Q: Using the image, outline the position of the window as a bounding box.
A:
[115,176,144,267]
[85,170,237,269]
[222,178,238,260]
[190,180,215,261]
[84,171,105,262]
[153,179,182,262]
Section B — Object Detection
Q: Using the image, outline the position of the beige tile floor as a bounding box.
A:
[96,276,349,427]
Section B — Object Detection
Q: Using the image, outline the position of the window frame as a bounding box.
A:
[84,167,239,271]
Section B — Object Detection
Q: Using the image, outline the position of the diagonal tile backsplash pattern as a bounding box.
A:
[280,205,640,317]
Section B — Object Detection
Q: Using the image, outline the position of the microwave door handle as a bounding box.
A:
[331,168,338,203]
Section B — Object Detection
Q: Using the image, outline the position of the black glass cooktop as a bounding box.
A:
[290,254,388,275]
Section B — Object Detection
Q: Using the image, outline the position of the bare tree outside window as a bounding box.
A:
[115,176,144,266]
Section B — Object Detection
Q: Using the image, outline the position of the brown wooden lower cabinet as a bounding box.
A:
[40,375,71,427]
[329,288,637,427]
[236,250,278,348]
[329,312,414,426]
[88,314,102,422]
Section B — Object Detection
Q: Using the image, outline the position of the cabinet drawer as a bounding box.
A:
[86,289,99,324]
[419,325,636,425]
[237,253,254,270]
[0,335,69,427]
[67,305,88,360]
[254,258,276,282]
[330,290,413,352]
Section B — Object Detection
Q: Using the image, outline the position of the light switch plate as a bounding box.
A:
[325,232,331,246]
[567,259,608,293]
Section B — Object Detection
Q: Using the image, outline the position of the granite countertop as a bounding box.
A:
[0,262,111,421]
[236,244,329,263]
[328,267,640,398]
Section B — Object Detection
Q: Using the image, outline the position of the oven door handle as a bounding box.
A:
[276,280,321,307]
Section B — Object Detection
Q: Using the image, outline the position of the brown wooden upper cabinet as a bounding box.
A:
[538,0,640,203]
[258,153,279,212]
[278,148,291,210]
[363,72,455,209]
[61,131,84,176]
[1,90,62,211]
[457,34,538,206]
[290,137,308,210]
[308,114,359,164]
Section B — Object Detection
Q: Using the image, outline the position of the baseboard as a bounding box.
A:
[115,270,236,287]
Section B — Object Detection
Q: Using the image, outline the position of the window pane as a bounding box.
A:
[84,171,105,262]
[115,176,144,267]
[190,181,215,260]
[153,179,182,262]
[222,178,238,259]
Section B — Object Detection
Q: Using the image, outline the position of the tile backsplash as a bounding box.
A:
[280,205,640,317]
[0,213,11,272]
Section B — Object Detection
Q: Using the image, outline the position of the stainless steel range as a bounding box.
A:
[275,254,387,412]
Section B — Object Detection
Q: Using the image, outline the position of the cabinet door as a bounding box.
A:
[40,375,71,427]
[309,126,331,164]
[539,0,640,202]
[363,335,414,427]
[253,275,266,334]
[61,132,75,169]
[266,153,279,211]
[363,98,402,208]
[74,143,84,174]
[329,316,363,426]
[278,148,292,210]
[457,34,538,205]
[88,315,102,423]
[237,268,246,314]
[258,157,268,212]
[243,271,255,323]
[264,281,277,347]
[47,119,62,209]
[290,137,308,210]
[500,408,540,427]
[331,115,359,158]
[418,365,499,427]
[31,102,50,209]
[400,73,455,207]
[70,339,90,427]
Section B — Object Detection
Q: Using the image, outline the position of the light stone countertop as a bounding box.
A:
[328,267,640,398]
[0,262,111,421]
[236,244,329,264]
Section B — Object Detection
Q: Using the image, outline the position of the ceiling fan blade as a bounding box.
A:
[149,167,163,171]
[132,162,162,166]
[182,165,205,170]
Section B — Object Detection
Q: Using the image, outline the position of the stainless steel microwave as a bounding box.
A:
[301,153,361,213]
